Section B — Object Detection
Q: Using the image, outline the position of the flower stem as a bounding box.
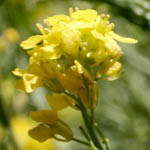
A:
[64,91,104,150]
[79,126,90,141]
[77,96,104,150]
[95,123,112,150]
[72,138,90,146]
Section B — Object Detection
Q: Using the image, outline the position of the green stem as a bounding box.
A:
[95,123,112,150]
[64,91,104,150]
[77,96,104,150]
[72,138,90,146]
[79,126,90,141]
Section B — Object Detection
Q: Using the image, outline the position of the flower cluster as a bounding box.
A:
[13,8,137,143]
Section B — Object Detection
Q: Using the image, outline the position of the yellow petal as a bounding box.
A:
[45,31,62,45]
[91,30,106,42]
[46,93,74,112]
[71,9,97,22]
[28,124,53,142]
[12,68,25,76]
[106,61,122,76]
[57,69,83,93]
[103,71,123,81]
[105,37,122,58]
[108,31,138,43]
[23,73,43,93]
[68,21,93,33]
[44,15,70,26]
[61,28,81,57]
[20,35,43,49]
[40,45,62,60]
[74,60,93,84]
[30,110,57,125]
[52,120,73,141]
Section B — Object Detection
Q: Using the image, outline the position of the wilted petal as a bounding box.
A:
[30,110,57,125]
[57,68,84,93]
[52,120,73,141]
[46,93,75,112]
[28,124,53,142]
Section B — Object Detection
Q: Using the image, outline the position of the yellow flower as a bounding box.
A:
[12,67,44,93]
[29,110,73,142]
[13,8,138,109]
[12,61,65,93]
[18,8,137,69]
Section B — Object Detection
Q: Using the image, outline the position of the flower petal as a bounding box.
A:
[30,110,57,125]
[52,120,73,141]
[68,21,93,33]
[71,9,97,22]
[57,68,84,93]
[40,45,62,60]
[91,30,106,42]
[106,61,122,76]
[74,60,93,84]
[12,68,25,76]
[22,73,43,93]
[61,28,81,57]
[21,35,43,49]
[44,15,70,26]
[28,124,53,142]
[108,31,138,43]
[46,93,74,112]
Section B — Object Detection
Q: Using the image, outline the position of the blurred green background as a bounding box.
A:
[0,0,150,150]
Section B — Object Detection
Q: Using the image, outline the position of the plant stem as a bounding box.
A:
[95,123,112,150]
[72,138,90,146]
[79,126,90,141]
[64,91,104,150]
[77,96,104,150]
